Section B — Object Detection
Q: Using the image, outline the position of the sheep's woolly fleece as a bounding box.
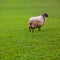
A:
[29,15,45,26]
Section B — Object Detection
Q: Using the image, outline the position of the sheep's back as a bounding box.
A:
[29,16,42,21]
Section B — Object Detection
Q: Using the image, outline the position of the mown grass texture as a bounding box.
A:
[0,0,60,60]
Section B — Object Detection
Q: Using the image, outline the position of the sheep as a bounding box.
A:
[28,13,48,32]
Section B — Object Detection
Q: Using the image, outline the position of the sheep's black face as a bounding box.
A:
[44,13,48,17]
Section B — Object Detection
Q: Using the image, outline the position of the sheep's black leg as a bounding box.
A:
[29,27,31,32]
[38,26,41,31]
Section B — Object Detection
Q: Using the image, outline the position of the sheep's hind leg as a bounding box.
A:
[38,26,41,31]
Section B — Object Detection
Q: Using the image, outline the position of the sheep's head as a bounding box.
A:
[42,13,48,18]
[44,13,48,17]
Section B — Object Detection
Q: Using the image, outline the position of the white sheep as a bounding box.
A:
[28,13,48,32]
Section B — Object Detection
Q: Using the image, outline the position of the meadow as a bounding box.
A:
[0,0,60,60]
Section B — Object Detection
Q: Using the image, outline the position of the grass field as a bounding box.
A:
[0,0,60,60]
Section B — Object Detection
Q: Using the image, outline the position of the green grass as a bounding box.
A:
[0,0,60,60]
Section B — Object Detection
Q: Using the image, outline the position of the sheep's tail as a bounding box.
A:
[29,23,33,28]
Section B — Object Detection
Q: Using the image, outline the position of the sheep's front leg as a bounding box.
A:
[29,27,31,32]
[38,26,41,31]
[29,27,34,32]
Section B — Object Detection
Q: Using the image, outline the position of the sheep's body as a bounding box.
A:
[28,13,48,32]
[29,15,45,27]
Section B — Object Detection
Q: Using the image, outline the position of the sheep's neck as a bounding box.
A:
[42,15,45,21]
